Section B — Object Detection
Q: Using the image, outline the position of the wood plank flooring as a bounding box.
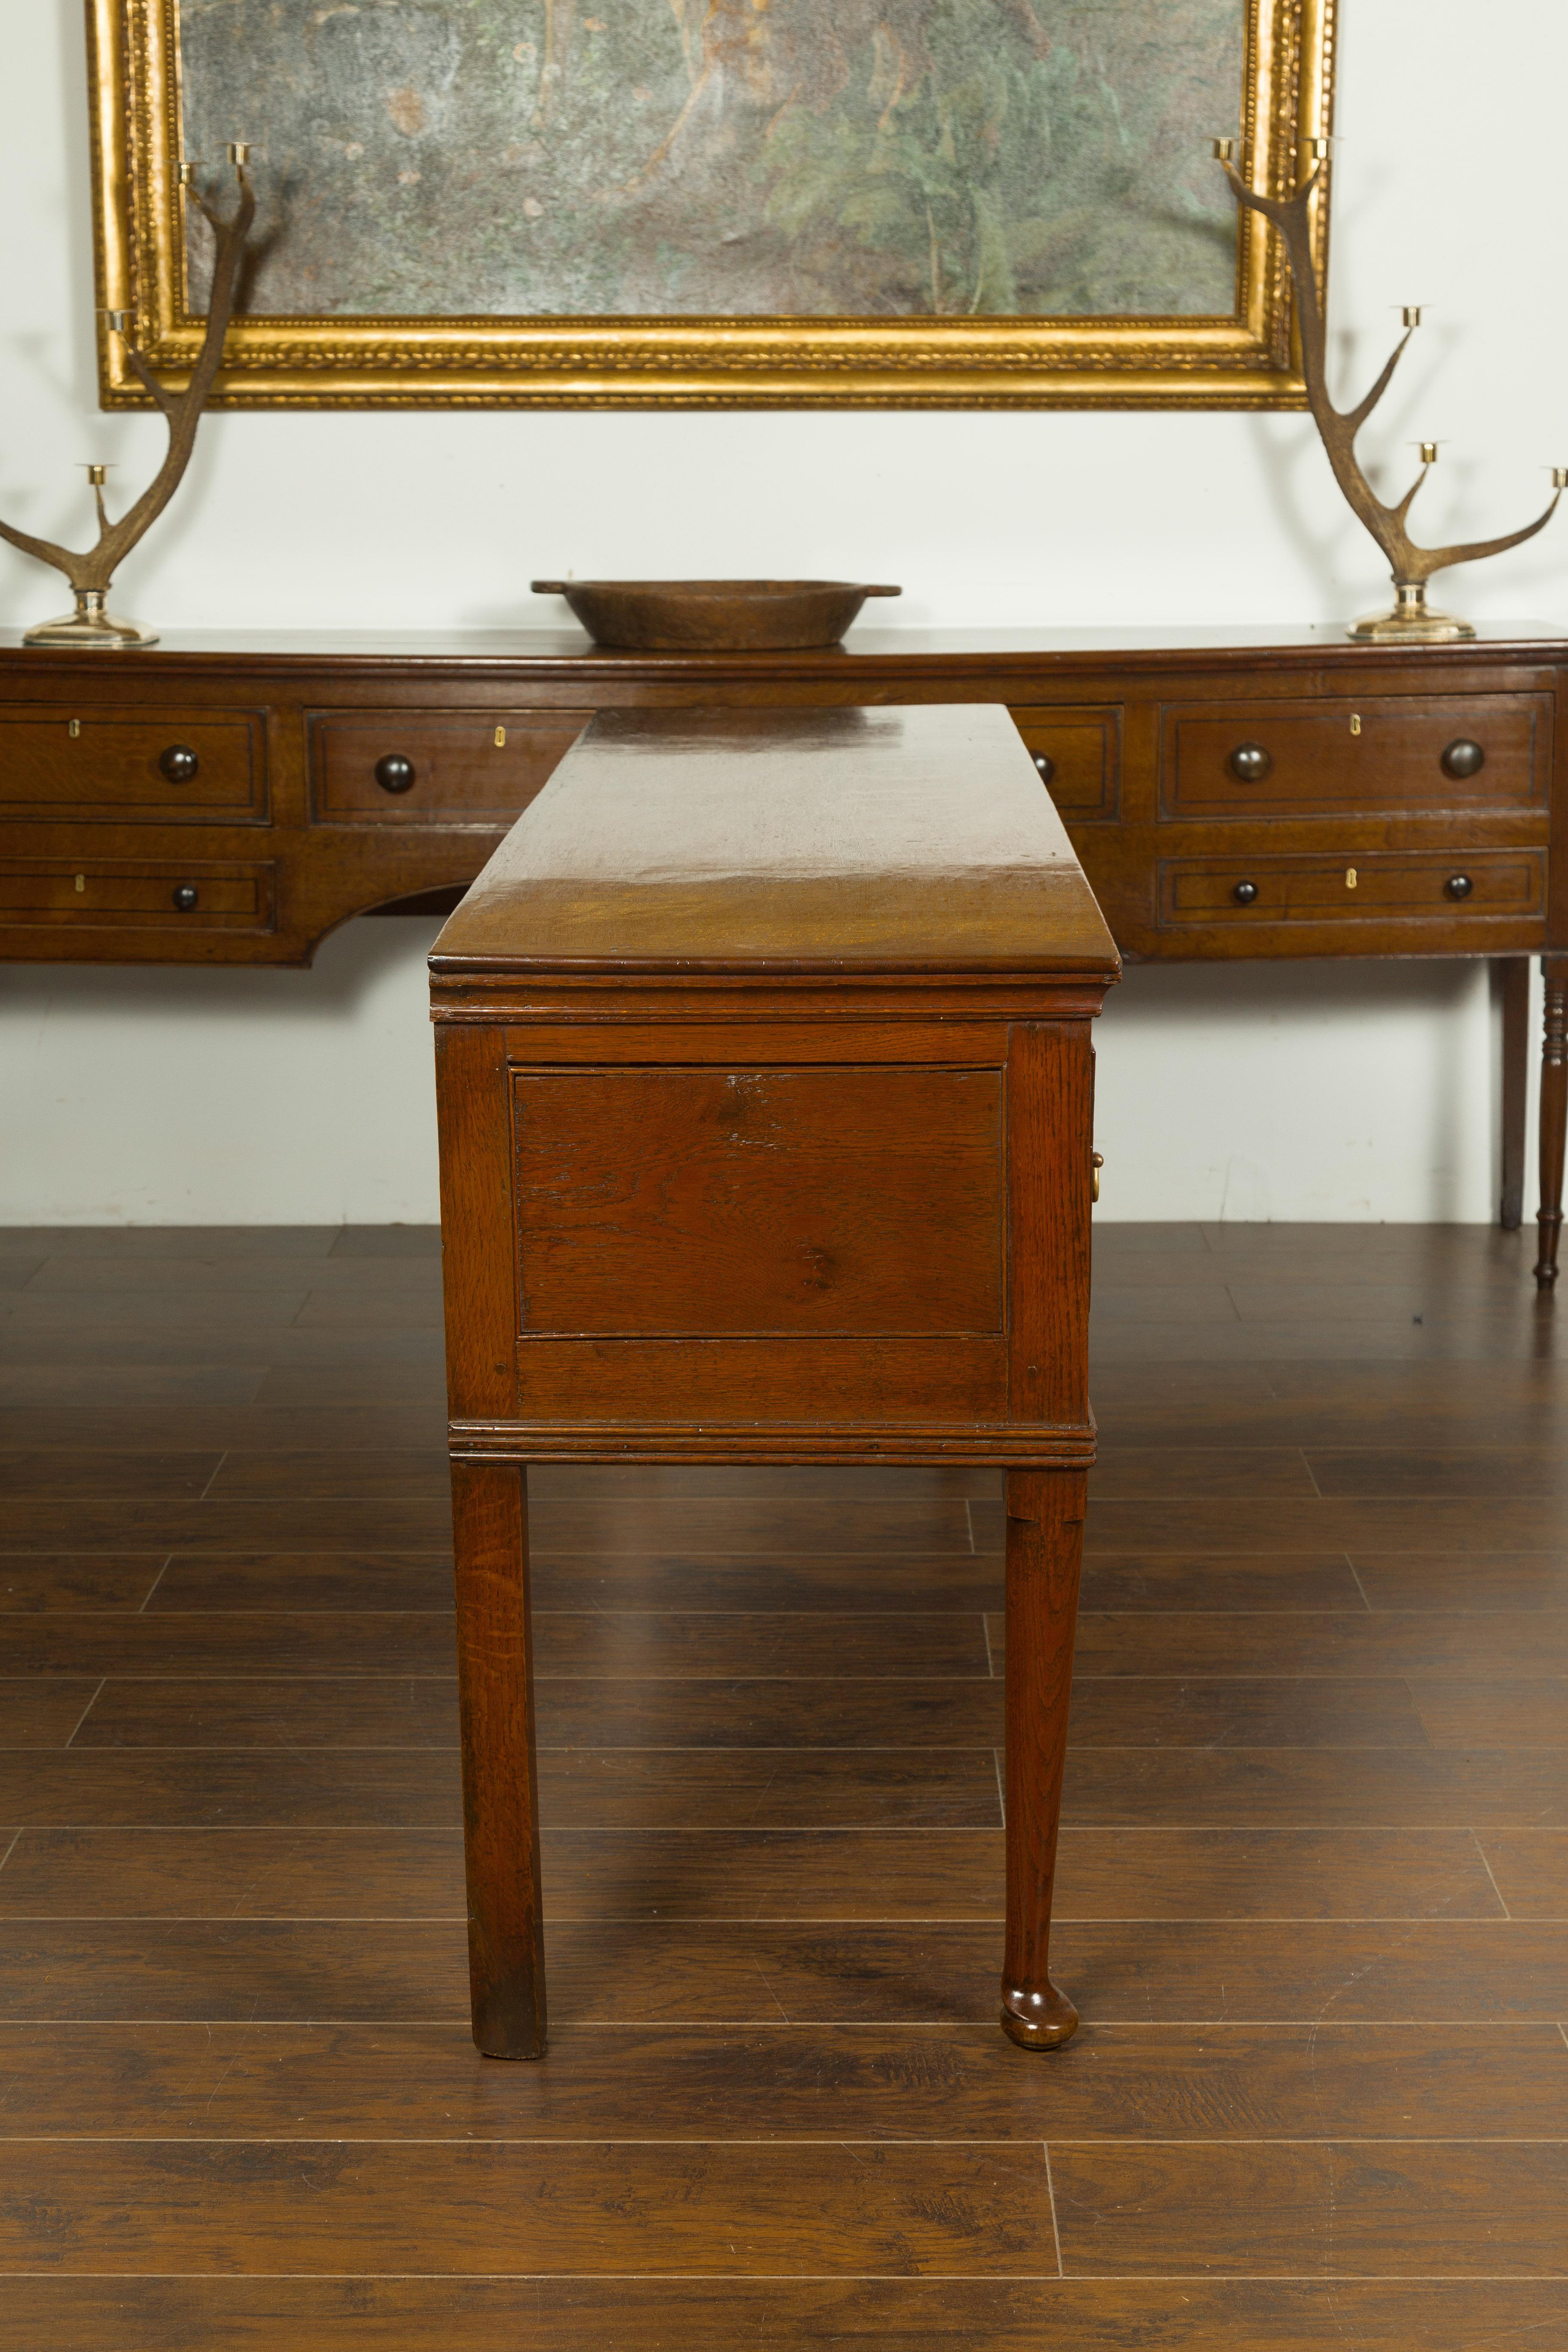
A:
[0,1218,1566,2349]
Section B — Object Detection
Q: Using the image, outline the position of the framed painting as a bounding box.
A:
[87,0,1336,408]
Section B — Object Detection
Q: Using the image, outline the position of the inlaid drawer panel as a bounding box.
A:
[0,706,265,821]
[0,859,275,931]
[1161,694,1548,818]
[310,710,592,824]
[1009,706,1120,817]
[1159,848,1544,928]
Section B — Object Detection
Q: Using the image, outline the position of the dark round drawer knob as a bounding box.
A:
[159,744,199,784]
[374,753,416,795]
[1445,873,1475,901]
[1232,879,1259,905]
[1441,738,1485,779]
[1032,751,1056,784]
[1228,741,1272,783]
[171,884,199,912]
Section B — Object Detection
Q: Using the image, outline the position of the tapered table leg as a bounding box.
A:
[999,1467,1085,2051]
[452,1459,547,2058]
[1499,958,1529,1231]
[1536,957,1568,1288]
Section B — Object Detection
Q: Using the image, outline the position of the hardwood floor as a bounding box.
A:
[0,1219,1565,2348]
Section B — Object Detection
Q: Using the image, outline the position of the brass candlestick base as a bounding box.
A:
[1349,584,1475,644]
[22,589,158,649]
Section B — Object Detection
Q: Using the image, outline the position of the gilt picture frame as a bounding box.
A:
[87,0,1335,410]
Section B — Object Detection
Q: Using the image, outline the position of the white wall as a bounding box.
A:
[2,0,1563,1223]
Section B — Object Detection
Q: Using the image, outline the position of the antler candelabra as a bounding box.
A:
[0,146,256,649]
[1213,137,1565,642]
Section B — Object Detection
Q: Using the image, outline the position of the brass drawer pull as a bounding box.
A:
[1032,750,1056,784]
[1445,873,1474,900]
[1228,742,1272,783]
[158,744,199,784]
[374,752,416,794]
[1232,879,1259,904]
[1441,738,1485,779]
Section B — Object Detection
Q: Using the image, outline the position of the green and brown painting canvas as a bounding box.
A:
[179,0,1245,318]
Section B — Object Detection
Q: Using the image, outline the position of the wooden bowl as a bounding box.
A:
[530,579,902,652]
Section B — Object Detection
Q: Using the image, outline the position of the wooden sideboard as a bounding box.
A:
[3,623,1565,1278]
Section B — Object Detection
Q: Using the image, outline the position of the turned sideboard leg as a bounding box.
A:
[452,1459,547,2058]
[999,1467,1085,2052]
[1499,958,1530,1231]
[1537,957,1568,1288]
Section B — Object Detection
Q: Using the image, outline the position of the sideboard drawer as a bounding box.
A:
[1160,848,1544,928]
[309,710,592,824]
[1010,706,1120,817]
[0,859,275,932]
[0,706,265,821]
[1162,694,1549,818]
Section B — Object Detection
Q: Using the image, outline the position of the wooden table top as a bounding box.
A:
[3,621,1563,668]
[429,705,1121,978]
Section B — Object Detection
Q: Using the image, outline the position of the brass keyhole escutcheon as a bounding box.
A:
[74,874,85,893]
[494,726,506,748]
[68,718,80,740]
[1091,1151,1103,1203]
[1346,867,1357,889]
[1349,713,1362,736]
